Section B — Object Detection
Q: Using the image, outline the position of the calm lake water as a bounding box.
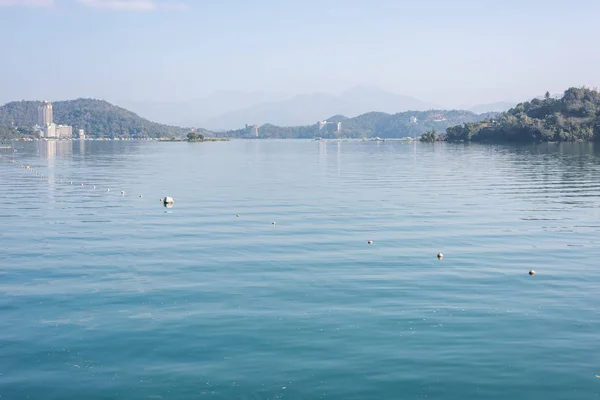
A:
[1,139,599,399]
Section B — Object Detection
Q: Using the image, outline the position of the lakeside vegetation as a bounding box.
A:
[444,87,600,142]
[157,132,229,142]
[419,129,438,142]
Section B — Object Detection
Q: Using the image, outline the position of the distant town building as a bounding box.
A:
[409,116,418,124]
[78,129,86,139]
[428,113,447,122]
[38,101,53,126]
[56,125,72,138]
[245,124,258,137]
[35,101,73,139]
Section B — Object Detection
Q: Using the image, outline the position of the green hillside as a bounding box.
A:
[0,98,202,138]
[223,110,494,139]
[445,87,600,142]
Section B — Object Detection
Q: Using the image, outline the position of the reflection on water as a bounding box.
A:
[36,139,73,161]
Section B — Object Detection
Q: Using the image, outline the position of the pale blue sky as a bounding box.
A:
[0,0,598,107]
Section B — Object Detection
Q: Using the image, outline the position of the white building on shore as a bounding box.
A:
[37,101,73,139]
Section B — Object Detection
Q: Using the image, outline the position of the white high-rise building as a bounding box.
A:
[43,124,56,138]
[36,101,74,139]
[38,101,53,126]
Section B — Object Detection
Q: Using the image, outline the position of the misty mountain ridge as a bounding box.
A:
[202,86,440,130]
[121,90,288,128]
[120,86,440,129]
[120,85,527,130]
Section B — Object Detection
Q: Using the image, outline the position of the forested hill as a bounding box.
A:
[445,87,600,142]
[223,110,495,139]
[0,99,202,138]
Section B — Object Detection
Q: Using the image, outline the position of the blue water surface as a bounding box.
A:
[0,139,599,399]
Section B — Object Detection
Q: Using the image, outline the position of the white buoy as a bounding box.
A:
[272,221,276,225]
[437,252,443,260]
[93,185,96,189]
[69,181,72,184]
[236,214,239,218]
[106,188,110,192]
[368,240,373,245]
[529,270,536,276]
[139,194,143,198]
[121,191,125,196]
[81,183,84,186]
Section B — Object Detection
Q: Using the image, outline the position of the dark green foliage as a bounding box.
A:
[0,98,196,138]
[446,87,600,142]
[0,125,19,139]
[186,132,205,141]
[420,129,438,142]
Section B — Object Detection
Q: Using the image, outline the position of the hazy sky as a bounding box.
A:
[0,0,599,107]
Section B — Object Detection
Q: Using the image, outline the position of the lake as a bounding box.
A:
[1,139,599,399]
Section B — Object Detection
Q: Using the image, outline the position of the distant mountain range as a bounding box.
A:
[0,93,503,140]
[121,90,288,128]
[202,86,440,130]
[123,86,442,130]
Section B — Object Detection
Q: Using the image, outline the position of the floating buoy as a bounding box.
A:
[121,191,125,196]
[437,252,443,260]
[529,270,536,276]
[81,183,84,186]
[236,214,239,218]
[368,240,373,245]
[93,185,96,189]
[139,194,143,198]
[69,181,72,184]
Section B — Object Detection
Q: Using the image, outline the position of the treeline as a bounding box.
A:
[445,87,600,142]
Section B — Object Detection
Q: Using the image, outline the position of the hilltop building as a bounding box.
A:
[36,101,73,139]
[317,120,342,134]
[428,113,447,122]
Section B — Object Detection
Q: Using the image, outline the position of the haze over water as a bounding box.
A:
[1,140,600,399]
